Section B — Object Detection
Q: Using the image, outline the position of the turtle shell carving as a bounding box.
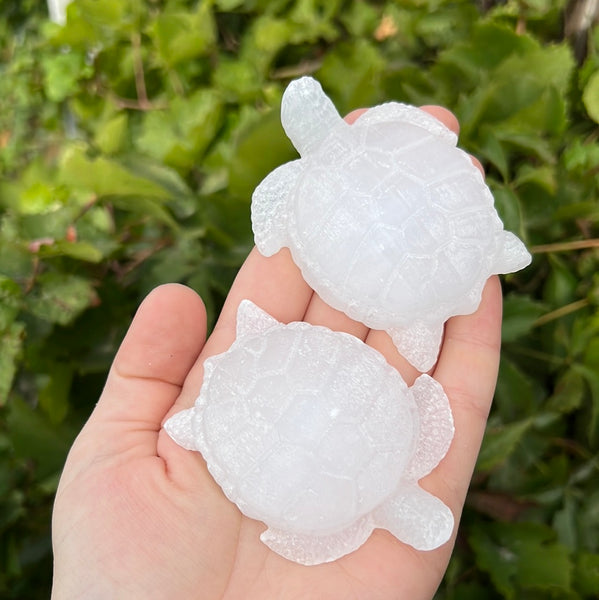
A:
[251,76,532,371]
[164,300,455,566]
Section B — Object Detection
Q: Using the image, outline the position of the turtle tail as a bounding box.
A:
[494,230,532,275]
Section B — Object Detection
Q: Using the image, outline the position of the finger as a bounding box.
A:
[364,329,422,386]
[425,276,503,510]
[83,284,207,459]
[345,108,368,124]
[419,105,460,135]
[418,106,485,175]
[303,292,370,340]
[347,105,460,136]
[470,154,485,175]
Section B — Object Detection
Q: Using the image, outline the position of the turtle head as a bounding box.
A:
[281,77,344,157]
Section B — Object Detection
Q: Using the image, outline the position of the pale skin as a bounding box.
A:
[51,106,502,600]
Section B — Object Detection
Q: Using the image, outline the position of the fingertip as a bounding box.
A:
[142,282,206,319]
[470,155,485,177]
[419,105,460,136]
[344,108,368,124]
[440,276,503,359]
[108,282,208,393]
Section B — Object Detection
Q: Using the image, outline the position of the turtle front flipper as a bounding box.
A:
[405,374,454,481]
[373,485,454,551]
[251,159,303,257]
[260,515,374,565]
[163,407,198,451]
[388,321,444,372]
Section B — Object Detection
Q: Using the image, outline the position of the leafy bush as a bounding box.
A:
[1,0,598,597]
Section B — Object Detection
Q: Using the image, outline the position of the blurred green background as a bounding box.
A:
[1,0,599,597]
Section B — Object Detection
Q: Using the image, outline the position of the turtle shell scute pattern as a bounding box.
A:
[288,119,502,329]
[193,323,419,535]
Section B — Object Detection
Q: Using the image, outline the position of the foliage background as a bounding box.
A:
[1,0,599,597]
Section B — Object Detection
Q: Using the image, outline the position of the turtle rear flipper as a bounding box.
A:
[405,374,454,481]
[251,160,303,257]
[494,230,532,274]
[260,515,374,565]
[388,321,444,372]
[374,485,454,551]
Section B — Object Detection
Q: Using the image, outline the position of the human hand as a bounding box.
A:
[51,107,502,600]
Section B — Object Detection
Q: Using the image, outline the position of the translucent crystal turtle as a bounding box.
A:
[251,76,532,371]
[164,300,455,566]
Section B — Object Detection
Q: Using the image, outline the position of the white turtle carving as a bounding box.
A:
[164,300,455,566]
[251,76,531,371]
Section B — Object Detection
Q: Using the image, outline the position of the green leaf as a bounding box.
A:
[214,0,245,8]
[135,89,224,172]
[212,58,262,102]
[49,0,141,46]
[41,51,92,102]
[109,195,179,229]
[6,396,74,480]
[438,22,535,79]
[24,272,96,326]
[476,128,509,181]
[582,69,599,124]
[18,182,67,215]
[0,277,22,331]
[117,155,195,219]
[455,38,574,141]
[469,523,517,599]
[489,182,528,242]
[242,16,294,74]
[95,113,128,155]
[0,322,25,405]
[149,4,216,66]
[574,552,599,597]
[318,39,385,113]
[469,522,572,598]
[495,357,537,421]
[59,143,178,199]
[287,0,341,42]
[477,417,533,471]
[547,369,585,414]
[573,364,599,444]
[339,1,379,38]
[493,43,574,119]
[38,362,72,425]
[514,164,557,194]
[502,294,546,343]
[228,109,297,200]
[553,494,579,550]
[562,138,599,175]
[58,145,180,228]
[543,255,579,307]
[36,240,103,262]
[493,129,556,164]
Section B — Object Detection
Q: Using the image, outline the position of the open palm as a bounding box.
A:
[51,108,502,600]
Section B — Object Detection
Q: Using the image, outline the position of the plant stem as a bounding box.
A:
[131,32,150,110]
[533,299,589,327]
[530,239,599,253]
